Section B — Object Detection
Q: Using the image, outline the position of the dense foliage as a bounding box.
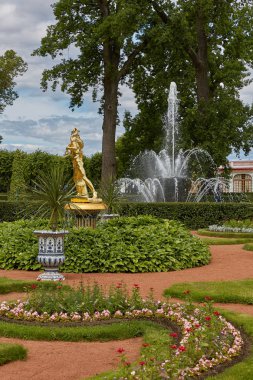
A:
[0,216,210,272]
[117,0,253,173]
[118,202,253,229]
[0,149,102,195]
[0,50,27,114]
[1,200,252,228]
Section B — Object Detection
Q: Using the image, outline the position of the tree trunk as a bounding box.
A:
[101,73,119,183]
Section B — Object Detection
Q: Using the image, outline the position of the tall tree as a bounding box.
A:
[0,50,27,113]
[0,50,27,142]
[118,0,253,172]
[33,0,155,183]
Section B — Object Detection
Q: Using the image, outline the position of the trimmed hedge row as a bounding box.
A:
[1,201,253,229]
[0,201,27,222]
[118,202,253,229]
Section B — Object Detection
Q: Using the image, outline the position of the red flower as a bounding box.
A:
[205,316,211,321]
[31,284,37,289]
[169,332,178,338]
[142,343,150,347]
[117,348,125,354]
[195,324,201,329]
[139,361,146,366]
[185,328,193,333]
[179,345,186,352]
[183,289,190,295]
[170,344,177,349]
[116,282,122,288]
[213,311,220,316]
[133,284,140,289]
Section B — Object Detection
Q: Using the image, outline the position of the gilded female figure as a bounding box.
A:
[66,128,97,199]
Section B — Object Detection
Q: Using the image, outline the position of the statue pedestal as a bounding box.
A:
[65,197,107,228]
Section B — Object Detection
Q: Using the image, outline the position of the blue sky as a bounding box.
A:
[0,0,252,159]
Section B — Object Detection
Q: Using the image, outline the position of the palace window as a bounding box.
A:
[233,174,252,193]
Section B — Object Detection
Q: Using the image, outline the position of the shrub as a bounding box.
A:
[0,216,210,273]
[118,202,253,229]
[2,201,253,229]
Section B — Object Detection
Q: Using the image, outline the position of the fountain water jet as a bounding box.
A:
[119,82,229,202]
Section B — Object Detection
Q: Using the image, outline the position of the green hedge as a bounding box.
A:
[118,202,253,229]
[1,201,253,229]
[0,201,27,222]
[0,216,210,273]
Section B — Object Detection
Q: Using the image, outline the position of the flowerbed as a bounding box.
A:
[0,284,244,379]
[209,225,253,233]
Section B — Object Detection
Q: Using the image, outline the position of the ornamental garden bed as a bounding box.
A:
[0,282,246,379]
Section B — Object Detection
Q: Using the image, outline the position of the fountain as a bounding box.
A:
[119,82,229,202]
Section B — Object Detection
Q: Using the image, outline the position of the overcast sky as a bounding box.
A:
[0,0,252,159]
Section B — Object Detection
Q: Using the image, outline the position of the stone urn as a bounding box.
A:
[34,230,68,281]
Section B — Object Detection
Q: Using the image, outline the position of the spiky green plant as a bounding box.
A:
[29,166,75,231]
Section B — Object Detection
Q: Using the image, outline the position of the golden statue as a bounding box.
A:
[66,128,97,199]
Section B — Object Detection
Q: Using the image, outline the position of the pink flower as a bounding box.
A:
[179,345,186,352]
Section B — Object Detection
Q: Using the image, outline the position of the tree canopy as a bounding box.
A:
[33,0,157,182]
[0,50,27,114]
[117,0,253,174]
[0,50,27,143]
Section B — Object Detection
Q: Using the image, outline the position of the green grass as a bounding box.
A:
[199,237,253,245]
[0,319,167,342]
[89,326,172,379]
[164,279,253,304]
[0,277,70,294]
[0,343,27,365]
[197,229,253,239]
[243,243,253,251]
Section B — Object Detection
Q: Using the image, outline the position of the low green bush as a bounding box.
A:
[0,216,210,272]
[118,202,253,229]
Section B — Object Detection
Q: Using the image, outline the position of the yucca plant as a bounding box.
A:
[99,178,122,215]
[29,166,76,231]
